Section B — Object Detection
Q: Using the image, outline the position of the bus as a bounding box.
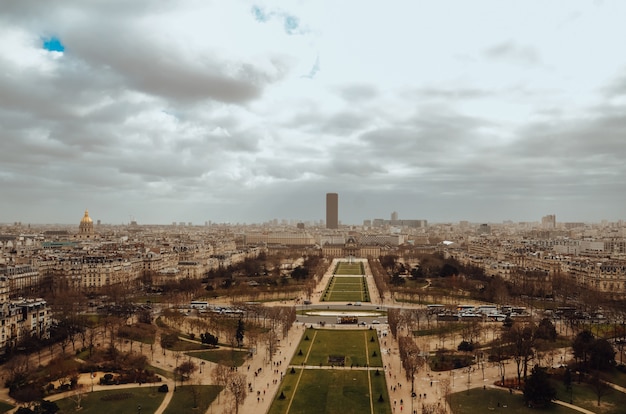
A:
[476,305,498,315]
[337,316,358,324]
[190,301,209,310]
[426,304,444,314]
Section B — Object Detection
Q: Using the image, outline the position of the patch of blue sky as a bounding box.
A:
[251,5,270,22]
[301,55,320,79]
[251,5,302,35]
[283,15,299,34]
[42,36,65,52]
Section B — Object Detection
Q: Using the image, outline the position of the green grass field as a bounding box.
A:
[162,385,222,414]
[187,349,249,366]
[291,328,383,367]
[322,276,370,302]
[55,387,166,414]
[271,328,390,413]
[335,262,365,275]
[448,388,579,414]
[550,378,626,414]
[269,368,391,414]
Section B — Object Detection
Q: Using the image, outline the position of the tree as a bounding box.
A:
[235,319,245,348]
[563,367,572,391]
[227,372,247,414]
[387,308,400,338]
[39,400,60,414]
[504,324,535,385]
[211,364,230,403]
[589,338,616,371]
[200,332,219,347]
[160,333,178,354]
[176,360,198,382]
[69,387,85,411]
[573,330,595,368]
[290,266,308,280]
[523,366,556,408]
[535,318,557,341]
[265,329,279,363]
[398,336,423,393]
[589,372,612,407]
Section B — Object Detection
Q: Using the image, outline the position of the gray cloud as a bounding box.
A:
[484,41,541,65]
[1,1,626,224]
[337,84,379,102]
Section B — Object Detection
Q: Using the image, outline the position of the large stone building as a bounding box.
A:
[326,193,338,229]
[75,209,98,240]
[0,274,50,353]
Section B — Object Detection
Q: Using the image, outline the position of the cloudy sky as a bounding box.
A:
[1,1,625,225]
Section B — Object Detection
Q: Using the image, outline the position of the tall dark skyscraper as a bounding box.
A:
[326,193,338,229]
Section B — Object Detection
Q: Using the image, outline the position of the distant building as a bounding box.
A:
[76,209,97,239]
[542,214,556,229]
[326,193,338,229]
[391,211,398,221]
[371,218,427,228]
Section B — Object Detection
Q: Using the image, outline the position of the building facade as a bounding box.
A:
[326,193,338,229]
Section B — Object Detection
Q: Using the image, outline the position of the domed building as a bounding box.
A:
[76,209,97,239]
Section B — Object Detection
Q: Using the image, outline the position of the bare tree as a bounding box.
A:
[439,378,451,413]
[590,372,612,407]
[266,329,279,363]
[228,372,248,414]
[387,308,400,338]
[69,386,86,410]
[211,364,230,403]
[398,336,424,393]
[176,360,198,383]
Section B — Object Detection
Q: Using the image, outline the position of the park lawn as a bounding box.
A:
[270,369,386,414]
[290,328,316,366]
[55,387,165,414]
[448,388,579,414]
[551,378,626,414]
[269,367,301,414]
[188,349,249,367]
[169,339,212,352]
[370,369,393,414]
[294,329,382,367]
[162,385,222,414]
[324,276,369,302]
[604,367,626,388]
[147,364,174,380]
[335,262,364,275]
[0,401,14,413]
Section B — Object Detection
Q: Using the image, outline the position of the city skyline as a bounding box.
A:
[2,1,626,225]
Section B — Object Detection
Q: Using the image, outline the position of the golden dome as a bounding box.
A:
[81,209,93,224]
